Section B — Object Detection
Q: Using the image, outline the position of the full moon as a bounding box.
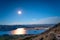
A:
[18,11,22,14]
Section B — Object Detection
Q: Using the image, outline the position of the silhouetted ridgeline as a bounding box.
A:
[0,24,54,31]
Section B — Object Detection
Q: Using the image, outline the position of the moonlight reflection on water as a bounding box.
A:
[0,28,45,35]
[11,28,26,35]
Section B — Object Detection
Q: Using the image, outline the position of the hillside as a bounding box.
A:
[0,23,59,40]
[23,23,60,40]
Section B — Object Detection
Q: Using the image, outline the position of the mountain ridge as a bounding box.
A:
[0,24,54,31]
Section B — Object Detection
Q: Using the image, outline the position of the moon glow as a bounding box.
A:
[18,11,22,15]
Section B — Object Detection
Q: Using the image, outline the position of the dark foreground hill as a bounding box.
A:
[23,23,60,40]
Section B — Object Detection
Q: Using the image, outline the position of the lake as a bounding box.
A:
[0,28,46,35]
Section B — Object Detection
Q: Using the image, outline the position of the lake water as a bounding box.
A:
[0,28,46,35]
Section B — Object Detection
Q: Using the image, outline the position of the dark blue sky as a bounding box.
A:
[0,0,60,25]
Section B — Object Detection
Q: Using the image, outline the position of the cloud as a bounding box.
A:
[32,18,37,21]
[28,16,60,24]
[3,16,60,25]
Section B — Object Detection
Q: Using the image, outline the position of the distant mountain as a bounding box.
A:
[24,23,60,40]
[0,25,25,31]
[0,24,54,31]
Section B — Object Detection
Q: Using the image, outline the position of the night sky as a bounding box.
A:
[0,0,60,25]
